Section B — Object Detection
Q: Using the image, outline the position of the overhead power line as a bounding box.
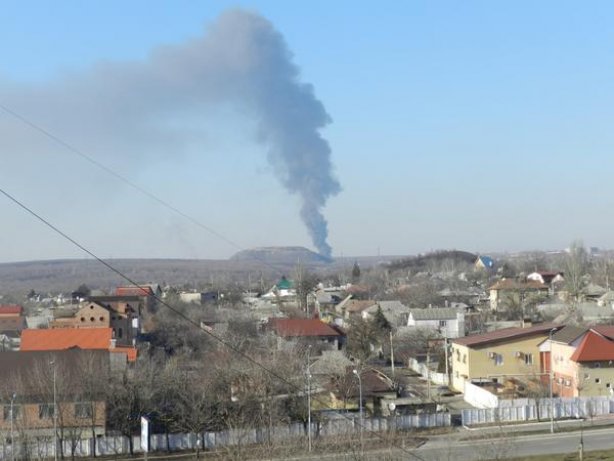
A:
[0,186,426,461]
[0,102,295,276]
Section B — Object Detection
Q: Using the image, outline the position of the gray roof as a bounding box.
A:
[409,307,460,321]
[551,325,587,344]
[373,300,410,313]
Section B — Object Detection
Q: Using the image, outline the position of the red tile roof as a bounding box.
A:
[21,327,113,351]
[115,286,153,297]
[268,318,344,338]
[0,304,23,315]
[592,325,614,340]
[21,327,138,362]
[570,330,614,362]
[452,323,561,347]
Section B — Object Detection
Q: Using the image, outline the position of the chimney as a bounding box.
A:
[521,318,532,328]
[109,338,116,349]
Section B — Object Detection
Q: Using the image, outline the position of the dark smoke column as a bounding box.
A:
[214,11,341,258]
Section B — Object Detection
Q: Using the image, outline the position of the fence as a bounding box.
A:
[0,412,451,460]
[463,381,500,409]
[461,395,614,426]
[408,358,449,386]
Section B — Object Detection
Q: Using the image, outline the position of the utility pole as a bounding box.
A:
[444,336,449,384]
[390,331,395,377]
[52,360,58,461]
[10,393,16,461]
[549,328,556,434]
[352,369,363,456]
[306,346,312,452]
[426,348,431,400]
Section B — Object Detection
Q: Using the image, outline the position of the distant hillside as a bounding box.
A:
[0,251,408,294]
[230,246,332,264]
[385,250,477,273]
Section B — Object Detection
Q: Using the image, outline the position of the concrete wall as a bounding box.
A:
[463,381,499,409]
[0,412,451,460]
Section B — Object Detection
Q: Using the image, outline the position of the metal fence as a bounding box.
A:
[0,412,451,460]
[461,396,614,426]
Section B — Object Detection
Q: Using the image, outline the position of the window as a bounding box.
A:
[462,354,467,364]
[594,363,601,369]
[74,403,92,419]
[524,353,534,366]
[3,405,21,421]
[595,378,601,384]
[99,316,104,321]
[439,320,447,327]
[495,354,503,366]
[118,327,123,339]
[39,404,55,419]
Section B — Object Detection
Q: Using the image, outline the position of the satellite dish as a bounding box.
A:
[388,402,396,411]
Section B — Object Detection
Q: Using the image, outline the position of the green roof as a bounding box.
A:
[276,277,294,290]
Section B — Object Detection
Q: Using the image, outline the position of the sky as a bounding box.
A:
[2,1,614,262]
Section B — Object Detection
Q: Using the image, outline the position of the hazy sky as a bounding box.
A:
[2,1,614,263]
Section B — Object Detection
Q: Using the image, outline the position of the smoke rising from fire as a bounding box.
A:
[0,10,340,257]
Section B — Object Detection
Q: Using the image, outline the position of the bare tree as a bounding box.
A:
[563,241,590,305]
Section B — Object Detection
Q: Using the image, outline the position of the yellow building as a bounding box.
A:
[451,323,561,392]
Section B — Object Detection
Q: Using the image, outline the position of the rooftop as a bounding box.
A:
[268,318,344,337]
[570,330,614,362]
[21,327,113,350]
[452,323,561,347]
[409,307,460,321]
[0,304,23,315]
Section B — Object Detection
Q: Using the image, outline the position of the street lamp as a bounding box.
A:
[306,346,312,452]
[10,392,16,461]
[50,359,58,461]
[549,328,556,434]
[352,369,363,455]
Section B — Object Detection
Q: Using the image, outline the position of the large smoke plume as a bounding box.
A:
[0,10,340,257]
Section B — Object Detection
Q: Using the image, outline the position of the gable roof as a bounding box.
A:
[21,327,113,351]
[591,325,614,340]
[115,286,154,297]
[476,256,494,268]
[409,307,460,321]
[0,304,23,315]
[268,318,344,337]
[489,279,548,291]
[550,325,587,345]
[570,330,614,362]
[344,299,377,313]
[452,323,560,347]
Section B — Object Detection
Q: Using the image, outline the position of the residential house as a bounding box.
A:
[337,299,377,319]
[50,301,138,347]
[20,327,137,363]
[540,325,614,397]
[597,291,614,308]
[0,305,26,332]
[0,349,107,438]
[488,279,549,311]
[474,256,495,271]
[450,323,562,392]
[407,308,465,338]
[266,318,345,351]
[114,284,159,312]
[527,271,565,287]
[363,301,411,328]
